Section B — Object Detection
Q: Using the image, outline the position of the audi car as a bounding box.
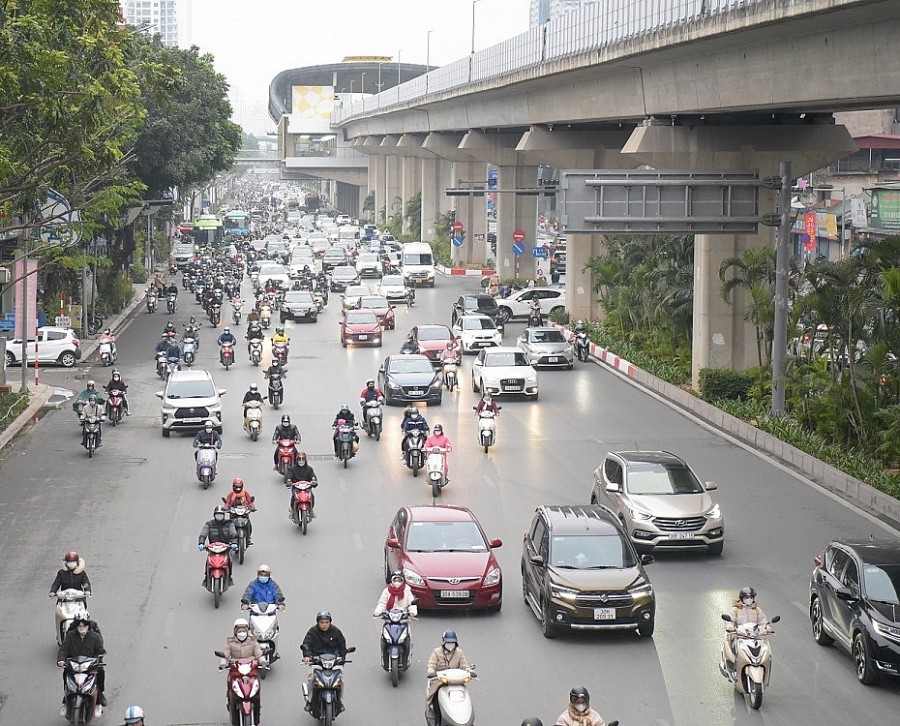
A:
[471,346,539,398]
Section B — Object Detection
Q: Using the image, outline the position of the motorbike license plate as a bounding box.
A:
[670,532,695,539]
[357,334,368,340]
[594,608,616,620]
[440,590,470,599]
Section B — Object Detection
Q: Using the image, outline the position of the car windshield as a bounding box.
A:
[388,358,433,375]
[382,276,404,287]
[416,327,451,342]
[461,317,496,331]
[324,251,344,259]
[529,330,566,344]
[166,379,216,399]
[405,520,487,552]
[626,462,704,495]
[361,297,388,309]
[403,252,433,266]
[334,268,357,279]
[344,286,369,297]
[484,351,529,367]
[359,254,379,263]
[258,265,284,276]
[550,534,637,569]
[284,292,314,304]
[345,312,377,325]
[863,564,900,604]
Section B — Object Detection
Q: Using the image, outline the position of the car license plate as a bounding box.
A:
[409,389,423,396]
[182,417,203,423]
[594,608,615,620]
[671,532,695,539]
[357,334,368,340]
[548,356,559,362]
[503,385,522,392]
[440,590,470,599]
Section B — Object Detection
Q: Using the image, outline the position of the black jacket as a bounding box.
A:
[49,567,92,596]
[301,624,347,658]
[273,424,300,441]
[57,627,105,663]
[288,462,317,483]
[198,518,237,546]
[242,391,264,405]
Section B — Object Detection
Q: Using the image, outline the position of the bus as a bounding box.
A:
[193,214,223,247]
[223,209,251,236]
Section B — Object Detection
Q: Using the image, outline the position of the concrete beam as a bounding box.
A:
[458,131,523,167]
[422,132,481,163]
[397,134,438,159]
[516,127,634,168]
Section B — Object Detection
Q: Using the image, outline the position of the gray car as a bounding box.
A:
[516,327,574,369]
[280,290,318,323]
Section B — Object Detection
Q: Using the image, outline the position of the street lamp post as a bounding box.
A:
[361,72,366,94]
[471,0,483,55]
[349,79,355,96]
[397,49,402,102]
[426,29,435,70]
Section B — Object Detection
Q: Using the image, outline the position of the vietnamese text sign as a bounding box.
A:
[870,189,900,230]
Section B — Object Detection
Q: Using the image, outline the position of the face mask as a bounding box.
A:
[235,631,248,642]
[391,580,404,587]
[66,562,77,571]
[574,703,588,713]
[742,598,754,606]
[443,643,456,652]
[77,626,89,637]
[258,576,270,584]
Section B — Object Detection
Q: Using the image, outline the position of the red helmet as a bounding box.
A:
[232,478,244,492]
[64,551,79,563]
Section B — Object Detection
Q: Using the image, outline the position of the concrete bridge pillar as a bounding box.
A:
[400,156,421,234]
[567,234,607,323]
[366,153,384,225]
[383,155,402,226]
[420,158,453,243]
[496,165,537,281]
[450,161,487,267]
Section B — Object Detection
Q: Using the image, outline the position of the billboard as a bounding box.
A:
[291,85,335,134]
[870,188,900,230]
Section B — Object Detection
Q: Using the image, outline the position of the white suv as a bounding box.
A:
[496,287,566,323]
[157,369,226,437]
[4,326,81,367]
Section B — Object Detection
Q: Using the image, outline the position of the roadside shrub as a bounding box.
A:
[549,307,569,325]
[128,263,149,284]
[699,368,752,401]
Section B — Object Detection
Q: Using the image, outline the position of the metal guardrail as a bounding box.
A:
[332,0,829,123]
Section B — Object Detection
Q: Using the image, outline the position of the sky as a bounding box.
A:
[176,0,531,135]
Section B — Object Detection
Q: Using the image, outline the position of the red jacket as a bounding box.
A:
[224,491,256,510]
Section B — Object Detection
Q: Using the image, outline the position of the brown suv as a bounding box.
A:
[521,505,655,639]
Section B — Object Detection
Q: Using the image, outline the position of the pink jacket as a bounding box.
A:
[424,433,452,452]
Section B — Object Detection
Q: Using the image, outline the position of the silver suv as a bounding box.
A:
[157,369,226,437]
[590,451,724,555]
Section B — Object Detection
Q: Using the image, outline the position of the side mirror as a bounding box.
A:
[835,587,856,602]
[704,481,718,491]
[489,538,503,549]
[386,537,400,550]
[346,646,356,654]
[605,481,620,493]
[640,554,654,566]
[529,554,544,567]
[721,613,734,623]
[250,496,255,502]
[214,650,226,658]
[410,598,419,606]
[770,615,781,624]
[218,389,227,396]
[155,392,163,398]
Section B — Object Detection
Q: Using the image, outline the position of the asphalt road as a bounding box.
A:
[0,271,898,726]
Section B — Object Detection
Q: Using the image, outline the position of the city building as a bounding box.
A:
[119,0,178,47]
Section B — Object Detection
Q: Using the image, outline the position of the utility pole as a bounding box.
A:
[770,160,793,417]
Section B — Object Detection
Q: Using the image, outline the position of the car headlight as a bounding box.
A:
[483,567,501,586]
[705,503,721,519]
[629,582,654,597]
[430,379,442,389]
[403,568,425,586]
[387,380,401,390]
[549,583,579,601]
[629,507,653,522]
[873,620,900,641]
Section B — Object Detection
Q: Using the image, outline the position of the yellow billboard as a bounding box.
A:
[291,86,334,134]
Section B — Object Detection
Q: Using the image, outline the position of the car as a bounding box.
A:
[356,252,382,279]
[330,265,361,292]
[809,538,900,684]
[310,236,330,257]
[290,246,315,270]
[517,327,574,369]
[521,504,656,638]
[357,295,396,330]
[322,248,348,273]
[5,326,81,368]
[590,451,725,555]
[471,346,539,398]
[378,274,409,303]
[384,504,502,610]
[257,262,290,289]
[410,324,458,367]
[451,294,504,329]
[496,286,566,323]
[156,369,226,437]
[550,248,567,275]
[280,290,318,323]
[341,284,372,311]
[339,309,382,347]
[335,214,352,226]
[377,354,443,406]
[452,314,502,353]
[379,233,397,244]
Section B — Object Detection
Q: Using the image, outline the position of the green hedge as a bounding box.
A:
[0,390,30,436]
[698,368,752,401]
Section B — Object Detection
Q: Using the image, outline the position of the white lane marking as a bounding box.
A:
[163,610,176,639]
[353,533,364,551]
[792,600,808,616]
[482,474,495,489]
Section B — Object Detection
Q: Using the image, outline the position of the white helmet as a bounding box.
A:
[124,705,144,723]
[233,618,250,629]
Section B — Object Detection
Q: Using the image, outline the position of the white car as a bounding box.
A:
[517,326,574,368]
[310,236,330,257]
[257,263,291,289]
[335,214,352,226]
[342,284,372,311]
[471,346,539,398]
[356,252,382,279]
[5,326,82,368]
[452,314,502,353]
[378,274,408,303]
[496,286,566,323]
[156,369,226,437]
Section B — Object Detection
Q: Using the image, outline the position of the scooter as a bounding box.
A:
[182,335,198,366]
[166,292,177,314]
[249,339,263,366]
[362,400,383,440]
[220,341,235,371]
[302,647,355,723]
[335,423,358,468]
[104,391,125,427]
[250,271,260,290]
[574,327,590,362]
[259,305,272,330]
[425,446,448,498]
[247,602,280,676]
[289,480,317,535]
[62,656,104,724]
[227,501,254,565]
[80,414,104,458]
[475,409,498,453]
[441,359,458,392]
[430,667,477,726]
[203,541,232,609]
[404,429,426,477]
[267,372,284,410]
[275,438,298,484]
[379,608,413,687]
[209,303,222,327]
[195,443,219,489]
[98,340,116,367]
[213,653,262,726]
[526,308,544,328]
[272,341,289,368]
[146,291,158,313]
[54,588,89,647]
[719,613,781,710]
[244,401,263,441]
[156,351,168,379]
[165,354,181,379]
[232,301,243,325]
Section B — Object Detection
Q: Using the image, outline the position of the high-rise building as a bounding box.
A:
[120,1,178,47]
[530,0,600,28]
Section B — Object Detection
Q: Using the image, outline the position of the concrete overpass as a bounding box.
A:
[327,0,900,384]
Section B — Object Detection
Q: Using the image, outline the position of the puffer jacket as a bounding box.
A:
[555,707,606,726]
[241,578,285,606]
[220,634,263,667]
[49,557,91,596]
[373,585,418,617]
[57,626,105,664]
[730,603,769,628]
[425,646,470,702]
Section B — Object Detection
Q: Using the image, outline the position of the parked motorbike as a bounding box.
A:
[80,414,104,458]
[146,291,158,313]
[403,429,426,477]
[267,372,284,410]
[441,359,458,392]
[104,391,125,427]
[247,602,280,675]
[54,588,89,647]
[425,446,448,498]
[98,340,116,367]
[275,438,298,483]
[166,292,177,314]
[227,501,254,565]
[214,653,262,726]
[574,327,590,362]
[335,423,359,468]
[362,400,383,440]
[220,341,235,371]
[474,409,498,453]
[272,341,288,368]
[203,541,232,609]
[302,647,355,724]
[232,301,243,325]
[182,335,198,366]
[249,339,263,367]
[61,655,105,725]
[719,613,781,709]
[289,480,317,534]
[378,608,413,687]
[244,401,263,441]
[430,667,477,726]
[196,443,219,489]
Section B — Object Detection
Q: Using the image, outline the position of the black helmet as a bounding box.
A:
[569,686,590,703]
[521,720,544,726]
[433,424,443,434]
[281,415,291,427]
[296,451,307,466]
[213,505,227,521]
[739,586,757,600]
[390,569,404,584]
[316,610,332,623]
[441,629,458,644]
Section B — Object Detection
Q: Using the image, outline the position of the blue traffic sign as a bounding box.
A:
[452,235,465,247]
[512,241,525,256]
[532,246,548,259]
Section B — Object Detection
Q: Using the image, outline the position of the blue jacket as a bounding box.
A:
[241,578,285,606]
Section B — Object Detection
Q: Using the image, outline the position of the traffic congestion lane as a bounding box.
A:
[0,272,896,725]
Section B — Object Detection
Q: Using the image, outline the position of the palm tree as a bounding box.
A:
[719,247,776,365]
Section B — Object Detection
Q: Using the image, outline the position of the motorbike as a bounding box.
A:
[425,446,448,498]
[213,653,263,726]
[247,602,280,675]
[104,391,125,427]
[430,667,477,726]
[80,414,104,458]
[249,339,263,367]
[441,358,459,392]
[98,340,116,367]
[146,291,158,313]
[335,423,358,468]
[289,480,317,535]
[719,614,781,709]
[243,401,263,441]
[182,335,198,366]
[267,372,284,410]
[196,443,219,488]
[203,541,232,609]
[475,409,498,453]
[403,429,426,477]
[156,351,168,379]
[165,354,181,379]
[272,341,289,368]
[362,400,383,440]
[54,588,89,647]
[232,301,243,325]
[526,308,544,328]
[62,655,104,725]
[275,438,298,483]
[250,271,260,290]
[220,341,235,371]
[379,608,413,687]
[574,327,590,362]
[182,272,191,289]
[166,292,177,314]
[227,501,254,565]
[302,647,355,724]
[209,303,222,327]
[259,305,272,330]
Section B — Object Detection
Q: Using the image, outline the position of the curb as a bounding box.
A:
[436,264,494,277]
[0,383,54,453]
[549,322,900,529]
[80,286,147,361]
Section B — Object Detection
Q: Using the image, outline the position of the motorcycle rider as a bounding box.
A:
[241,564,286,612]
[122,705,146,725]
[721,586,770,675]
[163,319,177,337]
[473,391,501,415]
[163,335,182,367]
[219,616,263,670]
[272,414,301,469]
[79,394,105,448]
[217,327,238,360]
[49,551,92,597]
[286,451,319,518]
[271,325,290,356]
[373,570,418,617]
[245,320,264,354]
[197,505,237,587]
[424,424,453,480]
[193,420,222,459]
[98,327,117,359]
[331,404,358,457]
[104,369,131,416]
[57,614,106,716]
[400,333,418,354]
[554,686,606,726]
[400,406,430,457]
[242,383,264,417]
[154,334,172,359]
[165,281,179,299]
[358,379,384,428]
[301,611,348,715]
[224,478,256,545]
[72,380,105,414]
[263,358,285,382]
[425,630,470,726]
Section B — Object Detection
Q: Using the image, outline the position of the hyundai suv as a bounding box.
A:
[521,505,655,638]
[157,369,226,437]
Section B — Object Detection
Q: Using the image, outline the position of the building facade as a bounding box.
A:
[120,0,178,47]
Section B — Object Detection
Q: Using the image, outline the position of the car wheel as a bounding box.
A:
[540,597,557,639]
[5,351,15,366]
[810,597,834,646]
[162,428,170,438]
[707,541,724,556]
[498,307,511,324]
[853,631,879,684]
[280,314,286,323]
[58,351,77,367]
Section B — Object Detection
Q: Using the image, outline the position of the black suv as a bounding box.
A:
[809,538,900,684]
[451,294,504,329]
[521,505,655,639]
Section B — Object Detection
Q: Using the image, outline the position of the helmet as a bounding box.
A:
[569,686,590,703]
[249,383,258,392]
[64,551,79,563]
[161,334,168,339]
[366,379,375,387]
[296,451,307,466]
[446,342,454,350]
[340,404,350,412]
[213,505,227,522]
[739,586,757,600]
[390,570,405,584]
[521,720,544,726]
[232,478,244,492]
[223,327,231,334]
[103,328,111,335]
[233,618,249,630]
[204,420,214,431]
[87,394,97,403]
[281,415,291,427]
[441,629,458,645]
[73,614,92,627]
[86,381,96,390]
[483,392,492,401]
[111,369,120,378]
[409,408,420,418]
[433,424,443,434]
[123,705,145,723]
[316,610,332,623]
[257,564,272,575]
[276,326,285,334]
[270,360,280,368]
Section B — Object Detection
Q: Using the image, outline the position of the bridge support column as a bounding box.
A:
[420,157,447,243]
[367,154,384,225]
[401,156,421,235]
[450,161,487,267]
[567,234,606,323]
[383,155,402,226]
[496,165,537,281]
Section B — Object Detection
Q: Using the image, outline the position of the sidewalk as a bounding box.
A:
[0,383,54,452]
[80,285,147,360]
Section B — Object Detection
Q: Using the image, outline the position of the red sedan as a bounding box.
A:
[384,505,503,611]
[411,324,458,367]
[357,295,396,330]
[340,310,383,347]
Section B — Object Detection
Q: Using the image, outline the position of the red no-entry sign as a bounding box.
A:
[452,220,464,233]
[512,229,525,243]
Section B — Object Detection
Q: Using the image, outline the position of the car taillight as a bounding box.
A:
[814,555,822,567]
[72,338,80,347]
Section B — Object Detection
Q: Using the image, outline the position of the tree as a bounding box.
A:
[719,247,776,366]
[242,132,260,151]
[404,193,421,238]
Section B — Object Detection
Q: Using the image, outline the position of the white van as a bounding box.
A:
[401,242,435,287]
[172,242,195,269]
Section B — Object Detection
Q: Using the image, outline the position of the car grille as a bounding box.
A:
[652,516,707,531]
[537,353,569,364]
[500,377,525,392]
[407,272,429,280]
[573,591,634,607]
[401,385,429,397]
[174,407,210,419]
